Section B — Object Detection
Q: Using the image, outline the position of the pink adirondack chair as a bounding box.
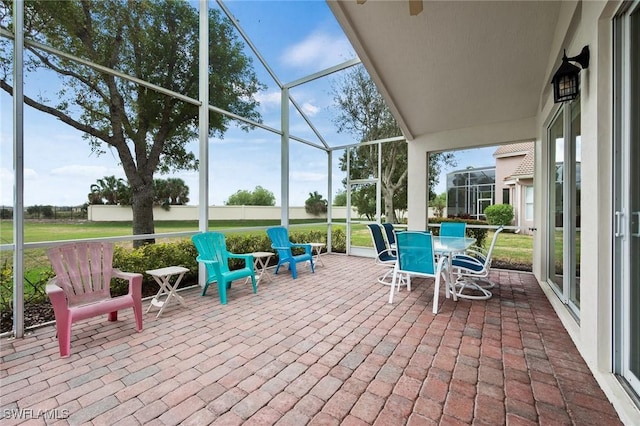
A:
[46,242,143,357]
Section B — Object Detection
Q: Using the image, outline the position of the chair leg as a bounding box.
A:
[218,281,228,304]
[309,259,315,273]
[290,262,298,279]
[454,278,492,300]
[378,267,394,285]
[474,277,496,289]
[388,269,399,303]
[133,298,143,332]
[201,282,210,296]
[432,274,442,314]
[58,318,72,358]
[250,275,257,293]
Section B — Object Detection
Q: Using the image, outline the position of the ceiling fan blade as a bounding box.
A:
[409,0,423,16]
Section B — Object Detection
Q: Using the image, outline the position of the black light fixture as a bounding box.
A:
[551,46,590,103]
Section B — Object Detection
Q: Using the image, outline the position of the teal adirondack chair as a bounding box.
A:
[266,226,314,279]
[191,232,256,304]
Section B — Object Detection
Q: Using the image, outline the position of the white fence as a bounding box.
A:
[87,205,358,222]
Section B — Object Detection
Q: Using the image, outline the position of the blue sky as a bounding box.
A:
[0,0,493,207]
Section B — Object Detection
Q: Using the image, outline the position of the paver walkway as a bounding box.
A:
[0,254,623,425]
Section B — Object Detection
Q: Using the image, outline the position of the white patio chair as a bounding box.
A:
[450,226,504,299]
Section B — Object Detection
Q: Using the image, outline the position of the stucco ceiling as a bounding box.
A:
[327,0,561,140]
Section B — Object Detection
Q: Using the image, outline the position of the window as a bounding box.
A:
[503,188,510,205]
[525,186,533,220]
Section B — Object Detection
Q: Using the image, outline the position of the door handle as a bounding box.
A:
[633,212,640,237]
[615,211,624,237]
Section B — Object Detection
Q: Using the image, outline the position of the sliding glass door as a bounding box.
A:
[614,1,640,399]
[546,99,581,315]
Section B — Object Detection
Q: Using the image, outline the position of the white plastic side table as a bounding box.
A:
[308,242,326,267]
[248,251,274,284]
[145,266,189,318]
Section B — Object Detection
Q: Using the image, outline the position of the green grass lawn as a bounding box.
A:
[0,219,329,244]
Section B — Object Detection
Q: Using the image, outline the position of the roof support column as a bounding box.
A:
[281,88,289,227]
[197,0,209,288]
[12,0,24,338]
[327,150,332,253]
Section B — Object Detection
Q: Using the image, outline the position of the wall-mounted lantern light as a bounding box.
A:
[551,46,590,103]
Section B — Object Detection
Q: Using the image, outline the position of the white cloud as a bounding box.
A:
[281,30,354,71]
[254,91,281,111]
[301,102,320,117]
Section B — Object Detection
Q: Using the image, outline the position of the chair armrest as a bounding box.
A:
[46,278,65,298]
[46,278,69,313]
[465,248,487,263]
[375,248,396,264]
[113,269,143,298]
[291,243,311,255]
[195,255,219,265]
[436,254,449,273]
[113,269,143,281]
[228,253,254,268]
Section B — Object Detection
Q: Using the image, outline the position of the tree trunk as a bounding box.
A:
[383,188,396,223]
[131,181,156,248]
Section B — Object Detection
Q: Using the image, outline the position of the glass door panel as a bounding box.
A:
[615,2,640,396]
[627,4,640,392]
[570,99,581,308]
[548,110,564,294]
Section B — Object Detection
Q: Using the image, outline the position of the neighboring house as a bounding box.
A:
[445,166,495,220]
[444,141,534,233]
[494,142,535,233]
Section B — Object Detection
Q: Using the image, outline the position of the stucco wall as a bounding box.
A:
[88,205,358,221]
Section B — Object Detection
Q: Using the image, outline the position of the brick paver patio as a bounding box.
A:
[0,254,623,425]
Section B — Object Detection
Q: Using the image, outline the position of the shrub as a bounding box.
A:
[484,204,514,226]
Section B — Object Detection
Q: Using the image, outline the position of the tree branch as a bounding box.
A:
[0,78,112,142]
[26,47,109,102]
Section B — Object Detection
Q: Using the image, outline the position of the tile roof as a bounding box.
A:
[510,150,535,178]
[494,141,535,180]
[493,141,535,157]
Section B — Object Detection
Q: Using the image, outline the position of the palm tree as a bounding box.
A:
[305,191,328,216]
[88,176,127,205]
[166,178,190,205]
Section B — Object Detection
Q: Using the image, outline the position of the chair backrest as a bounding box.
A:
[440,222,466,237]
[192,232,231,274]
[482,225,504,267]
[382,223,396,246]
[367,224,395,262]
[266,226,293,258]
[47,242,114,306]
[395,231,436,275]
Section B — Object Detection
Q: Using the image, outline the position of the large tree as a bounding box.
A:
[225,186,275,206]
[0,0,263,245]
[332,65,455,222]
